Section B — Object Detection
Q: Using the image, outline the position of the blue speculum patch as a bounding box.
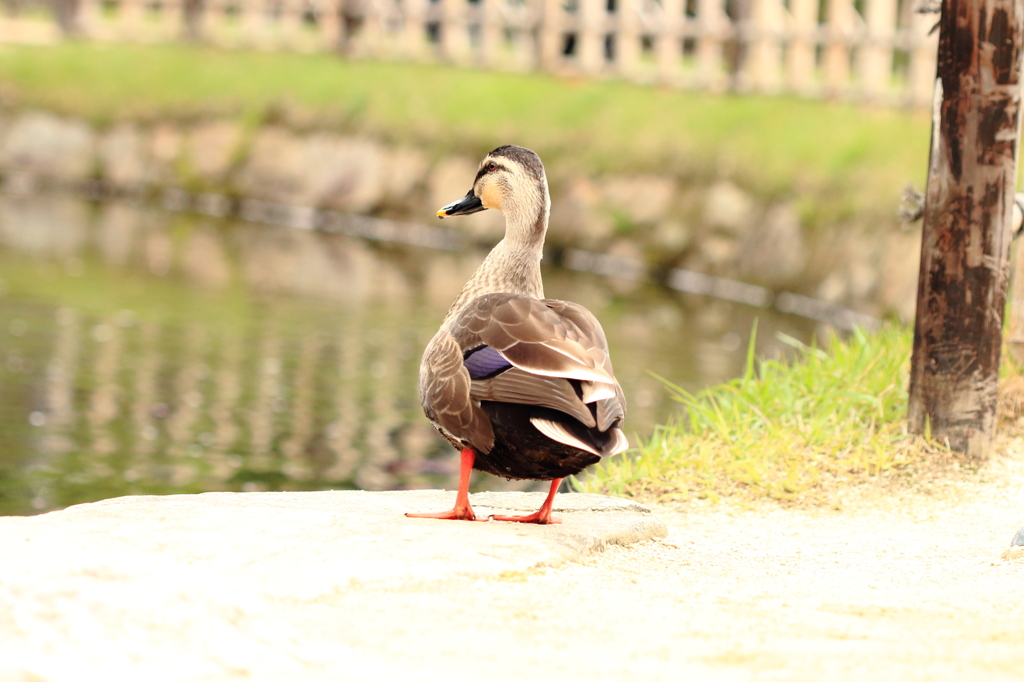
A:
[464,346,513,379]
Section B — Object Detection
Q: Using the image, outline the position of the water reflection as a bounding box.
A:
[0,194,817,515]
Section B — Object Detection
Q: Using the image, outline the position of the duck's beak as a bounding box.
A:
[437,190,486,219]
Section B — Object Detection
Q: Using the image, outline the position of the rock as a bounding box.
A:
[186,121,243,182]
[98,123,150,188]
[1001,545,1024,561]
[379,146,429,204]
[653,219,691,252]
[1012,526,1024,546]
[697,234,740,268]
[239,226,391,301]
[0,491,664,679]
[703,180,756,237]
[181,225,233,288]
[143,229,174,276]
[599,175,676,225]
[0,112,95,183]
[604,238,647,293]
[548,176,614,248]
[875,230,922,322]
[424,250,487,310]
[308,134,387,212]
[94,203,146,266]
[816,271,848,304]
[238,131,392,210]
[149,123,184,184]
[0,194,90,258]
[234,126,307,204]
[736,201,806,287]
[813,228,881,308]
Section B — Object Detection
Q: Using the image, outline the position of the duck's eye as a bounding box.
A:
[486,162,497,172]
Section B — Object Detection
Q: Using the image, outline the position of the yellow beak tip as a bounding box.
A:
[436,210,447,218]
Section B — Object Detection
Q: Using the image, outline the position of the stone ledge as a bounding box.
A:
[8,490,666,589]
[0,490,664,680]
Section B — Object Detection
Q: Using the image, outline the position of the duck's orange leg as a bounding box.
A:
[492,478,563,525]
[406,448,483,521]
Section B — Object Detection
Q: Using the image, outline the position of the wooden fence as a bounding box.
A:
[1,0,939,104]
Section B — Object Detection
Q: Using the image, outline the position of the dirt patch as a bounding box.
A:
[311,447,1024,680]
[5,451,1024,680]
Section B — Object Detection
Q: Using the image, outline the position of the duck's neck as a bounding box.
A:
[443,198,549,327]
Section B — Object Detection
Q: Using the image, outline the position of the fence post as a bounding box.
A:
[823,0,856,96]
[118,0,146,40]
[577,0,605,73]
[745,0,784,91]
[318,0,342,50]
[280,0,304,48]
[200,0,228,46]
[157,0,183,40]
[695,0,727,89]
[616,0,641,78]
[237,0,264,48]
[656,0,682,84]
[478,0,501,66]
[512,0,537,69]
[440,0,473,64]
[401,0,427,58]
[53,0,82,35]
[785,0,816,94]
[78,0,102,37]
[907,0,1024,459]
[858,0,896,100]
[538,0,564,69]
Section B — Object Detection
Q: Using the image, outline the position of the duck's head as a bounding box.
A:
[436,146,548,224]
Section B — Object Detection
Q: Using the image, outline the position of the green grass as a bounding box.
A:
[0,43,931,221]
[578,324,948,504]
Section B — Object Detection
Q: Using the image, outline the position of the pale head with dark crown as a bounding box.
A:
[436,145,548,222]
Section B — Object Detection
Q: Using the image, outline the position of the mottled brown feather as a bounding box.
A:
[470,367,597,428]
[421,292,624,455]
[420,330,495,452]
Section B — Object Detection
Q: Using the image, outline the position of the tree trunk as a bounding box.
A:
[908,0,1024,460]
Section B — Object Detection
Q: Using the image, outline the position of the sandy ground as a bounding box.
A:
[5,457,1024,681]
[311,456,1024,681]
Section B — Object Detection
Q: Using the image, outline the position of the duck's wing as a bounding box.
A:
[420,329,496,453]
[423,293,628,456]
[541,299,627,432]
[469,367,597,427]
[457,294,619,388]
[460,293,626,436]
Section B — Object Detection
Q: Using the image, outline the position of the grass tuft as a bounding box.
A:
[578,324,952,504]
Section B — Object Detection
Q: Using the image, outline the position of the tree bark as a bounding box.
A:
[908,0,1024,459]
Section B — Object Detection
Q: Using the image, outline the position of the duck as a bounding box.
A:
[406,145,629,525]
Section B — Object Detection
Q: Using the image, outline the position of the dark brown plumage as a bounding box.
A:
[406,146,627,524]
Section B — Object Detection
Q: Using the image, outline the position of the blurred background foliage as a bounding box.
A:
[0,35,942,514]
[0,43,931,217]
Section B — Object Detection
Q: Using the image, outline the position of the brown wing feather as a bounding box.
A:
[542,300,623,393]
[419,330,495,453]
[470,368,597,427]
[595,394,625,432]
[451,294,618,385]
[422,293,626,454]
[447,293,626,428]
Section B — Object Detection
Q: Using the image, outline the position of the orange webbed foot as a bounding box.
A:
[491,511,562,525]
[406,506,486,522]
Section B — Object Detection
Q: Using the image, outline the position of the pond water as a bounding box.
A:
[0,193,819,515]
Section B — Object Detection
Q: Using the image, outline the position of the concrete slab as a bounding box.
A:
[0,490,665,681]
